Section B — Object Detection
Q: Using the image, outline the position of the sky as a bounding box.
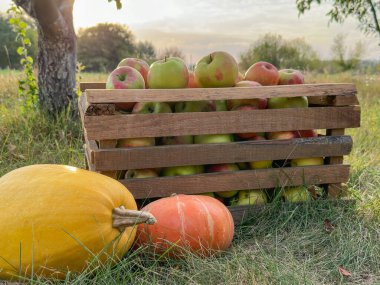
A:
[1,0,379,64]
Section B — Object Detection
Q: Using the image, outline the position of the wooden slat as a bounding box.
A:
[325,129,347,198]
[80,82,106,92]
[121,165,350,199]
[84,83,356,104]
[84,106,360,140]
[308,95,359,106]
[98,139,118,178]
[89,136,353,171]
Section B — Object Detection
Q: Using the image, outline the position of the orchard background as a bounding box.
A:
[0,0,380,284]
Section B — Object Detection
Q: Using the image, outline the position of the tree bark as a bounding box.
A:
[13,0,77,113]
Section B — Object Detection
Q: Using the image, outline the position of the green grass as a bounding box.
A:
[0,70,379,284]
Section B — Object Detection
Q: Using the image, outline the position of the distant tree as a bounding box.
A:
[0,14,37,69]
[135,41,157,64]
[331,34,364,71]
[158,46,185,59]
[296,0,380,44]
[77,23,136,72]
[239,34,320,71]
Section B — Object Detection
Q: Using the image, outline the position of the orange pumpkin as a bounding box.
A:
[136,194,234,256]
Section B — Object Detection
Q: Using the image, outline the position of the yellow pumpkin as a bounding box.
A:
[0,164,155,280]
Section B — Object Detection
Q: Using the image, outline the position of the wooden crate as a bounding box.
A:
[78,82,360,224]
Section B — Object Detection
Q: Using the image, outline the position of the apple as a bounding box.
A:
[132,102,172,114]
[148,57,189,89]
[293,130,318,138]
[290,157,324,167]
[227,80,267,110]
[244,61,279,86]
[117,58,150,88]
[237,162,249,170]
[188,71,199,88]
[117,137,155,148]
[194,134,234,144]
[125,169,158,179]
[268,96,308,109]
[162,165,204,176]
[206,100,228,112]
[160,135,193,145]
[207,164,239,198]
[174,101,209,113]
[194,51,238,88]
[106,66,145,111]
[283,186,311,202]
[266,131,296,140]
[235,72,244,84]
[278,69,304,85]
[234,190,268,206]
[250,160,273,169]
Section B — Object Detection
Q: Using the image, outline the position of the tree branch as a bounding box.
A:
[366,0,380,42]
[31,0,68,38]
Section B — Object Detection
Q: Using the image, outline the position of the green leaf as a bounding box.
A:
[19,22,27,29]
[26,56,33,64]
[23,38,31,45]
[8,18,15,25]
[17,47,24,55]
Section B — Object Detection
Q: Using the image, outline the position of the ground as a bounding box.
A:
[0,70,379,284]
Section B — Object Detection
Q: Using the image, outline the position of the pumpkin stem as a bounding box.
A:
[112,206,156,232]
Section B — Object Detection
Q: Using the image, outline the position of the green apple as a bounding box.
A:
[291,157,324,167]
[194,51,238,88]
[194,134,234,144]
[162,165,204,176]
[207,100,228,112]
[250,160,273,169]
[132,102,172,114]
[283,186,311,202]
[117,137,155,148]
[234,190,268,205]
[160,135,193,145]
[227,80,267,110]
[197,192,215,198]
[174,101,209,112]
[125,169,158,179]
[148,57,189,89]
[268,96,308,109]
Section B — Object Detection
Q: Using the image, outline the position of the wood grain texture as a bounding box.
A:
[98,139,117,178]
[325,129,347,198]
[89,136,353,171]
[80,82,106,92]
[84,106,360,140]
[121,164,350,199]
[84,83,357,104]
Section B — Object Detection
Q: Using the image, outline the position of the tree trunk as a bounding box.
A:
[13,0,77,113]
[37,21,77,112]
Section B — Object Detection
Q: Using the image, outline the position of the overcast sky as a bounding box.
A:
[1,0,379,63]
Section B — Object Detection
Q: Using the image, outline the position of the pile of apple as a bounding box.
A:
[106,51,324,206]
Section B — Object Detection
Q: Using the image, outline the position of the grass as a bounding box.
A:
[0,70,379,284]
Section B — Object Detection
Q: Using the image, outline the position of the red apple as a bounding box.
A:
[244,61,279,86]
[117,137,155,148]
[293,130,318,138]
[266,131,296,140]
[227,80,267,110]
[278,69,304,85]
[194,51,238,88]
[117,58,150,88]
[106,66,145,111]
[207,164,240,198]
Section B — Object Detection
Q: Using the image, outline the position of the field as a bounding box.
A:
[0,70,379,284]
